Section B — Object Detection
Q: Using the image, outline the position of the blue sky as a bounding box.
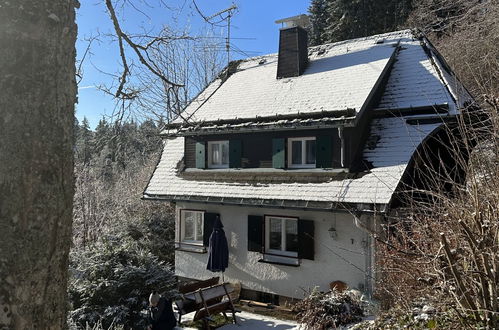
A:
[76,0,310,129]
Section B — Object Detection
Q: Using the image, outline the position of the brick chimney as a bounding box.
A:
[275,15,310,79]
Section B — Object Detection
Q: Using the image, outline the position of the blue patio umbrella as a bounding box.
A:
[206,216,229,275]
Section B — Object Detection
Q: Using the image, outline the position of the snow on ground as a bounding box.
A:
[218,311,299,330]
[174,310,300,330]
[173,308,375,329]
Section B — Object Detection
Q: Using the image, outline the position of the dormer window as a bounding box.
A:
[208,140,229,168]
[288,137,316,168]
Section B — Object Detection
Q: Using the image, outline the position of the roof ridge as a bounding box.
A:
[309,29,414,51]
[235,29,415,64]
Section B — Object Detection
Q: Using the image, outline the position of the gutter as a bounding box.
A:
[161,109,357,136]
[142,193,387,215]
[170,120,355,137]
[353,210,386,299]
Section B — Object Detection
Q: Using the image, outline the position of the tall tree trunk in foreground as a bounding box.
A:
[0,1,76,328]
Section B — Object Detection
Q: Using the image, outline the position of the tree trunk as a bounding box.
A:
[0,1,76,328]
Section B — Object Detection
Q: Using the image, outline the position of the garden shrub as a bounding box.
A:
[68,238,176,329]
[293,288,365,329]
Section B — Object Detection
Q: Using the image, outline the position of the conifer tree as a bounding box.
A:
[308,0,328,46]
[314,0,412,44]
[76,117,94,165]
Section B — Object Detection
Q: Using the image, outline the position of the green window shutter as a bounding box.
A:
[248,215,264,252]
[229,139,242,168]
[272,138,285,169]
[195,141,206,168]
[203,213,219,246]
[316,135,332,168]
[298,219,314,260]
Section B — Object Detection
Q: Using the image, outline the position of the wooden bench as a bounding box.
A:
[175,277,220,324]
[174,278,240,328]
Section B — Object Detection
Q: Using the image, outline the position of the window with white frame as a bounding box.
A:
[208,141,229,168]
[180,210,204,244]
[265,216,298,257]
[288,137,316,168]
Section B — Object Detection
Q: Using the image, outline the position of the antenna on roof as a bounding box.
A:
[205,4,238,77]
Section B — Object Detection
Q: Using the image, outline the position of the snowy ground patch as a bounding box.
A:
[175,310,299,330]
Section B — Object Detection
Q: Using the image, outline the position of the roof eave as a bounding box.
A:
[142,193,388,213]
[160,109,357,137]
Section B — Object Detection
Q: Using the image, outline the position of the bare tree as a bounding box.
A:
[94,0,227,125]
[0,1,76,328]
[377,99,498,327]
[132,35,226,123]
[373,2,499,327]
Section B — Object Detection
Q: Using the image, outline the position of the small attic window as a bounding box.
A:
[288,137,316,168]
[208,141,229,168]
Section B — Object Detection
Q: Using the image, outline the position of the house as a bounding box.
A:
[143,16,473,303]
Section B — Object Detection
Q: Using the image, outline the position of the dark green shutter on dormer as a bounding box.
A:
[195,142,206,169]
[316,135,332,168]
[272,138,285,169]
[229,139,242,168]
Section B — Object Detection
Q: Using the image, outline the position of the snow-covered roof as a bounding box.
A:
[175,33,399,124]
[144,117,440,207]
[145,30,473,208]
[171,29,469,128]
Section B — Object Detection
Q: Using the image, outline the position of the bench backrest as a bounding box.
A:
[188,283,234,304]
[178,277,219,294]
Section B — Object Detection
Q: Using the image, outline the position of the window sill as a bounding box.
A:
[259,253,300,267]
[258,259,300,267]
[175,243,207,254]
[288,165,316,169]
[181,167,352,184]
[207,165,229,169]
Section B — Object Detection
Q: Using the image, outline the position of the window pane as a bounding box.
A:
[195,214,203,240]
[285,220,298,253]
[221,142,229,165]
[306,140,316,164]
[291,141,302,164]
[269,218,282,250]
[184,212,195,241]
[212,144,220,164]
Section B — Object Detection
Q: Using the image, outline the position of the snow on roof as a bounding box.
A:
[146,30,470,207]
[176,33,400,124]
[144,117,441,206]
[171,29,465,129]
[375,38,454,112]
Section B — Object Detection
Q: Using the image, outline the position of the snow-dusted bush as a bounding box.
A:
[68,238,176,329]
[293,288,365,329]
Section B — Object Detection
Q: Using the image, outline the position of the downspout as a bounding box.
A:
[354,211,381,299]
[338,126,345,167]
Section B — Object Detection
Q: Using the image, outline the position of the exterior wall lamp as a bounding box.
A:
[328,226,338,239]
[329,216,338,239]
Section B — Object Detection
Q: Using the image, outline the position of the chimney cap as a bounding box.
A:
[275,14,310,29]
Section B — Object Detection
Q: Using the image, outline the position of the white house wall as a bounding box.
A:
[175,202,371,299]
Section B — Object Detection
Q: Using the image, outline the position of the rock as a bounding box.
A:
[414,313,429,321]
[422,305,435,314]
